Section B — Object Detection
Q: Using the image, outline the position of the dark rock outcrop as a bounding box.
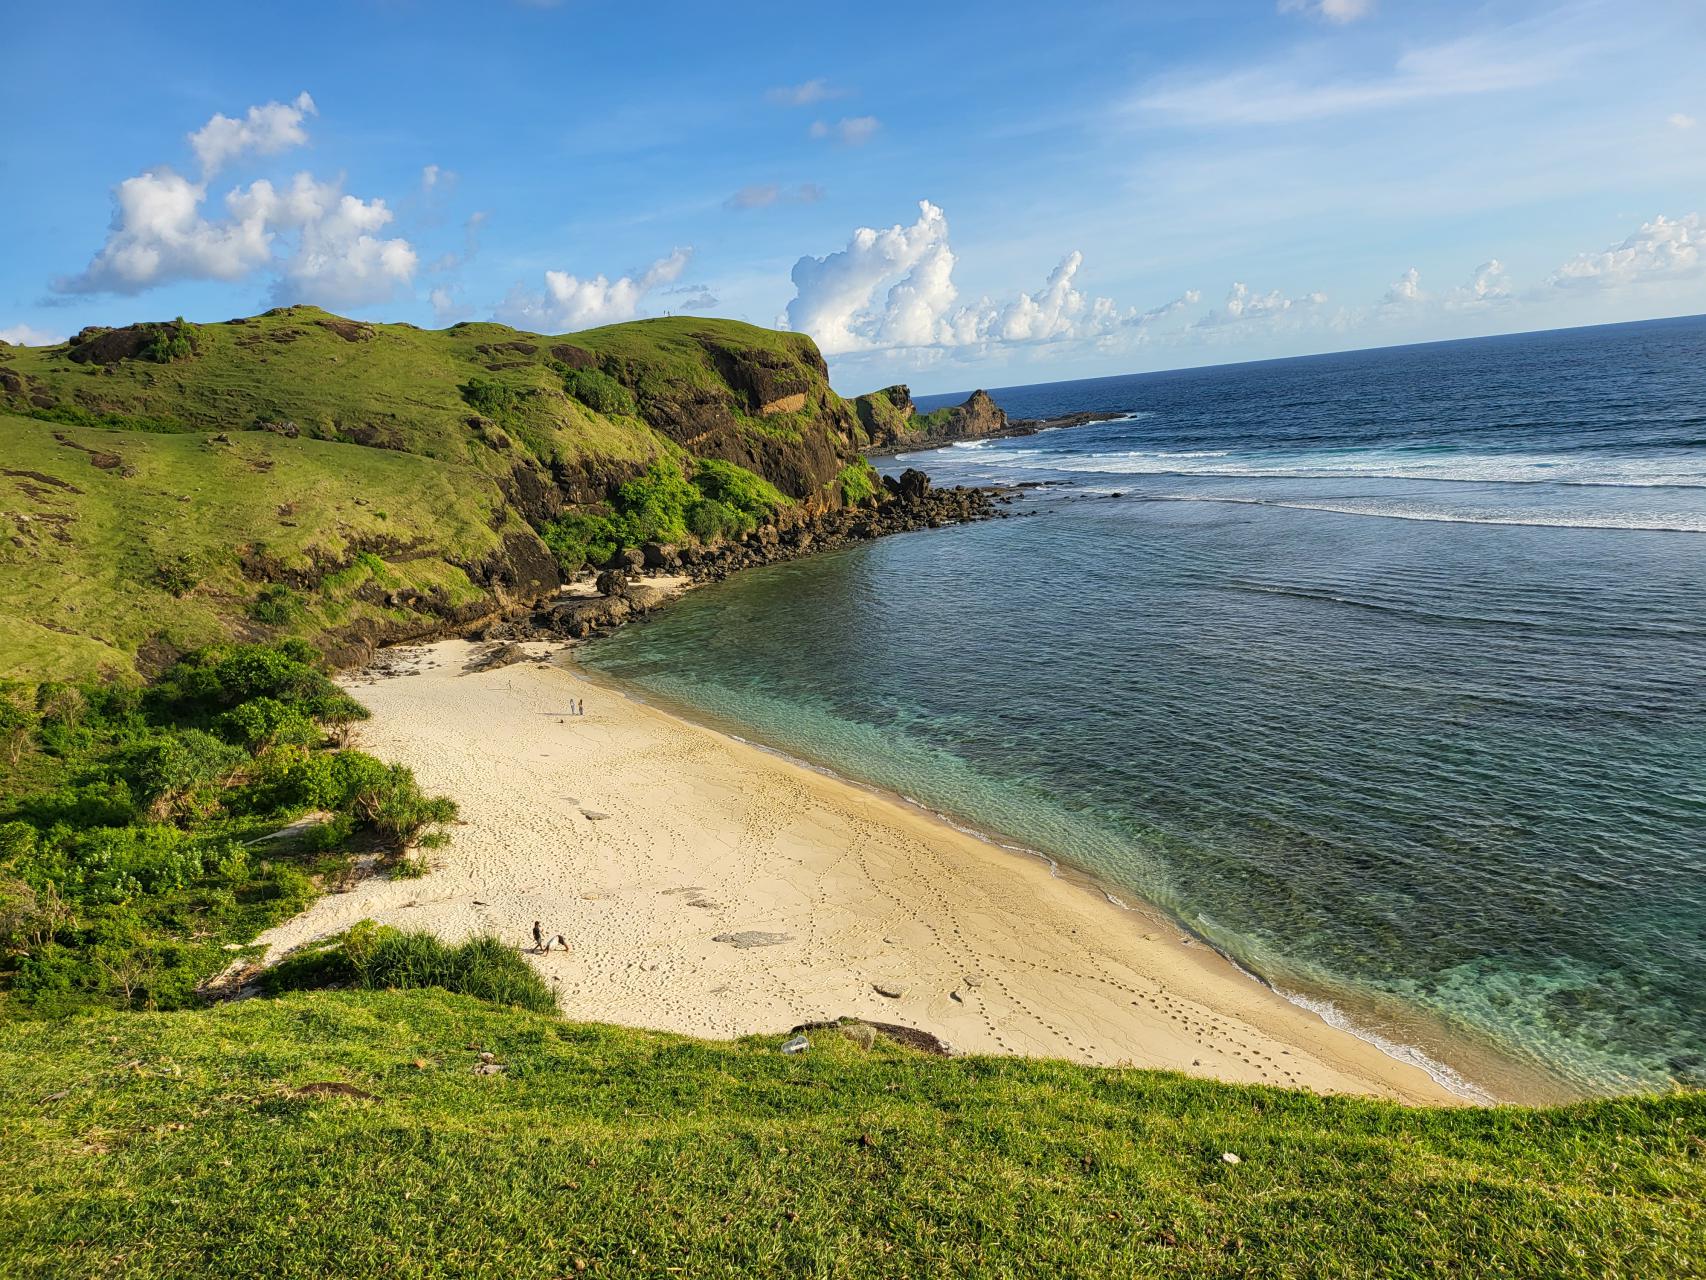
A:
[858,387,1009,453]
[517,474,1009,644]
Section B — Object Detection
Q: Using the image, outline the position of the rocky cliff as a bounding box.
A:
[855,386,1010,453]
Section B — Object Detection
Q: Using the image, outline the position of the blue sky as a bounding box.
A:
[2,0,1702,394]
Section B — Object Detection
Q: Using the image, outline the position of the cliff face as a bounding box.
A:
[853,385,1009,452]
[0,308,884,680]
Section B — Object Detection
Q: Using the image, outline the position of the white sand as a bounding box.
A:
[258,638,1461,1104]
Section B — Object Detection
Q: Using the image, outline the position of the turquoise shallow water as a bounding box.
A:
[583,318,1706,1097]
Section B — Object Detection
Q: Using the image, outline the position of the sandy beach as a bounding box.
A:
[258,637,1464,1104]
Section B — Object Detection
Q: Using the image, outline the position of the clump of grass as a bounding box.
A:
[272,923,555,1013]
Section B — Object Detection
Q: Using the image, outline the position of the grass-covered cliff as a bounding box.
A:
[0,308,887,682]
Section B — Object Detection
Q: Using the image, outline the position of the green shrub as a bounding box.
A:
[561,367,637,416]
[0,641,443,1016]
[539,512,622,573]
[837,461,879,506]
[122,729,248,820]
[248,584,305,627]
[343,923,556,1012]
[459,376,523,420]
[693,457,785,524]
[138,319,198,364]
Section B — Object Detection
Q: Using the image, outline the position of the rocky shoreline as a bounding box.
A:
[484,467,1016,644]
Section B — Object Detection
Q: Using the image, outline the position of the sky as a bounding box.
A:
[2,0,1703,396]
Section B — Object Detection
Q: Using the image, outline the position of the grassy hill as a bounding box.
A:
[1,988,1700,1280]
[0,308,881,682]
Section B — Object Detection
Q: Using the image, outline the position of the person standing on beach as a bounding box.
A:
[532,920,543,953]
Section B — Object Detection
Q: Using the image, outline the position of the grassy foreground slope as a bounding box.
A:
[0,308,880,681]
[1,990,1701,1280]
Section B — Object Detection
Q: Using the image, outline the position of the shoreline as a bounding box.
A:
[573,659,1575,1107]
[258,637,1535,1107]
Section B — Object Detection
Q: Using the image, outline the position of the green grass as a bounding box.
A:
[0,988,1699,1279]
[0,412,520,682]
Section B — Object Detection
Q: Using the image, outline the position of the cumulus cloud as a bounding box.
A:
[1669,113,1698,130]
[188,92,315,176]
[0,323,65,346]
[57,168,417,306]
[1197,282,1327,327]
[782,200,1145,356]
[498,248,692,330]
[767,79,842,107]
[1383,266,1424,304]
[1550,214,1702,289]
[57,169,276,294]
[1279,0,1372,21]
[55,95,419,308]
[252,176,418,307]
[723,182,825,211]
[1455,259,1510,305]
[809,116,881,145]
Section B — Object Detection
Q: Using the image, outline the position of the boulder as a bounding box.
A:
[640,541,679,570]
[595,568,631,598]
[893,468,931,502]
[603,547,646,574]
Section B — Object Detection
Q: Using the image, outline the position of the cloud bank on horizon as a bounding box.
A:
[3,0,1702,391]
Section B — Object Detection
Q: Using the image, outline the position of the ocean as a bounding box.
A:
[581,315,1706,1098]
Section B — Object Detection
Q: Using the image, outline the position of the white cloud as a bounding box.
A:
[767,79,842,107]
[0,323,65,346]
[1197,282,1327,327]
[188,92,315,176]
[55,97,418,307]
[57,169,277,294]
[1455,259,1509,305]
[1280,0,1372,22]
[498,248,692,330]
[809,116,881,146]
[785,201,952,353]
[58,171,415,305]
[250,175,418,307]
[1550,213,1702,289]
[1669,113,1698,130]
[1383,266,1424,304]
[1132,290,1202,326]
[1136,36,1573,127]
[783,200,1140,355]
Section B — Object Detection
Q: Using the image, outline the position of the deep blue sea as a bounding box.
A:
[583,316,1706,1098]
